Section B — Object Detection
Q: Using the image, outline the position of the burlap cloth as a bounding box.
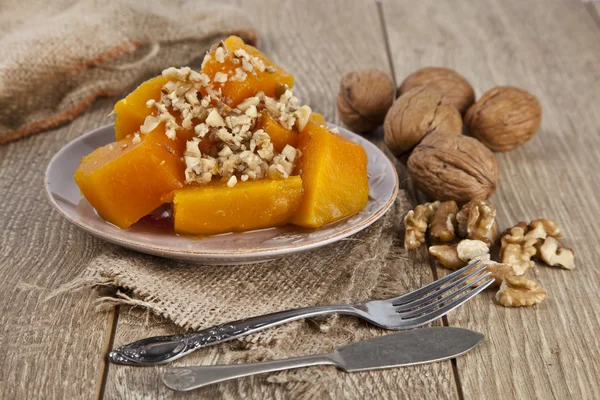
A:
[62,195,415,399]
[0,0,257,144]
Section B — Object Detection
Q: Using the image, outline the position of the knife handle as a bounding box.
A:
[163,354,338,391]
[108,304,356,365]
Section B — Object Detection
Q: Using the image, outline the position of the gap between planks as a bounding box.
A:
[96,306,120,400]
[376,1,466,399]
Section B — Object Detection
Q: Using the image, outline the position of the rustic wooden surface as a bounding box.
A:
[0,98,117,399]
[1,0,599,399]
[382,1,600,399]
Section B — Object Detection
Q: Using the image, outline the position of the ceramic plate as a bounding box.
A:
[45,124,398,264]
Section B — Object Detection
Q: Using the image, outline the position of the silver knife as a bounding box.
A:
[163,326,484,391]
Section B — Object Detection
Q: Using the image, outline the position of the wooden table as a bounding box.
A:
[1,0,599,398]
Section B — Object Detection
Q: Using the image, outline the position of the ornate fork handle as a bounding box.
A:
[108,304,357,365]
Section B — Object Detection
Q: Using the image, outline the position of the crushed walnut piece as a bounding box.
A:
[429,200,459,242]
[536,236,575,270]
[456,200,498,245]
[457,239,489,262]
[404,201,440,250]
[430,239,489,270]
[429,243,465,270]
[468,256,518,287]
[529,219,562,239]
[499,222,537,274]
[496,275,547,307]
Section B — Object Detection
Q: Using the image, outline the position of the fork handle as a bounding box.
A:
[108,304,356,365]
[163,354,338,391]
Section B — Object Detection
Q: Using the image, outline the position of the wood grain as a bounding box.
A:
[382,0,600,399]
[102,0,457,399]
[0,98,119,399]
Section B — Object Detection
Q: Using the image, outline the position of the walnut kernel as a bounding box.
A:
[429,244,466,270]
[429,200,459,242]
[536,237,575,270]
[404,201,440,250]
[457,239,490,262]
[496,275,547,307]
[456,200,498,245]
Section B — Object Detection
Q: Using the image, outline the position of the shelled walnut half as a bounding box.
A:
[500,223,537,274]
[404,201,440,250]
[537,237,575,270]
[428,244,465,270]
[456,200,498,245]
[429,239,489,270]
[430,200,459,242]
[496,275,547,307]
[501,219,574,273]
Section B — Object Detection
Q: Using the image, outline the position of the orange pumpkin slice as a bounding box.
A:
[173,176,303,235]
[290,122,368,228]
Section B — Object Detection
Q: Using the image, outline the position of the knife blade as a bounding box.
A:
[163,327,484,391]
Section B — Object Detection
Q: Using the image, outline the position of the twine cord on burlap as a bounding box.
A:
[50,196,416,399]
[0,0,258,144]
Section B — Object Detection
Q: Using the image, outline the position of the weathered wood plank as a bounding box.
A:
[0,99,118,399]
[382,0,600,399]
[103,0,457,399]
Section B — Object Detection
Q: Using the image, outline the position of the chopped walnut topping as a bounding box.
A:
[214,72,228,83]
[457,239,489,262]
[215,46,226,63]
[404,201,440,250]
[496,275,547,307]
[227,175,237,187]
[293,105,312,131]
[206,109,226,127]
[429,244,465,270]
[231,67,248,82]
[140,115,160,134]
[430,200,459,242]
[236,96,260,112]
[132,45,314,188]
[536,237,575,270]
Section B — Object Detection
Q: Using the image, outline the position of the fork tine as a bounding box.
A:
[394,265,489,311]
[391,260,482,306]
[397,272,492,318]
[398,277,495,328]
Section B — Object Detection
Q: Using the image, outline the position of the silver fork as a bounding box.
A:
[108,261,493,366]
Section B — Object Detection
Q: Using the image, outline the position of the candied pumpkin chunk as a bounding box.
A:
[114,75,169,140]
[173,177,303,235]
[290,122,369,228]
[74,127,185,229]
[257,113,298,152]
[310,112,327,127]
[201,36,294,107]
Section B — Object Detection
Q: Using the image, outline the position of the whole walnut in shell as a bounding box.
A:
[384,86,463,156]
[407,131,499,203]
[398,67,475,115]
[465,86,542,152]
[337,69,395,133]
